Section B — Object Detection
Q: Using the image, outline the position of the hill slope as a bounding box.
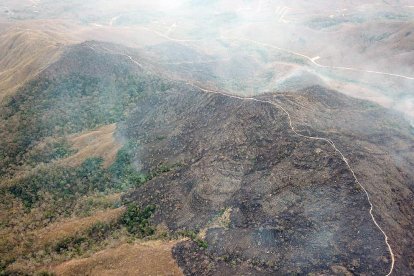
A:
[0,28,67,101]
[0,40,413,275]
[120,85,408,275]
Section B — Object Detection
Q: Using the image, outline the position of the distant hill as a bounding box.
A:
[0,28,66,101]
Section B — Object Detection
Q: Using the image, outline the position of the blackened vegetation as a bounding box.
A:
[121,88,391,275]
[262,86,414,274]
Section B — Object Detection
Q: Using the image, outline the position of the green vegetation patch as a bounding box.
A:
[120,204,156,237]
[5,141,179,217]
[0,71,171,176]
[176,230,208,249]
[47,204,156,257]
[7,157,111,210]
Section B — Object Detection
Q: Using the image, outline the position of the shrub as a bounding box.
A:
[24,137,74,166]
[195,238,208,249]
[87,221,112,241]
[54,235,86,253]
[7,157,109,209]
[120,204,156,237]
[177,230,208,249]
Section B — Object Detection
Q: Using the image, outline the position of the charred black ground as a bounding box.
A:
[120,87,395,275]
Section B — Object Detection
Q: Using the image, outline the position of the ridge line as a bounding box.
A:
[87,42,395,275]
[187,83,395,276]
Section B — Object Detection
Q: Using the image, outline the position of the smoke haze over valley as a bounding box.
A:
[2,0,414,120]
[0,1,413,275]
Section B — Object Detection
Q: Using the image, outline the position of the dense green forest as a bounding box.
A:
[0,72,171,176]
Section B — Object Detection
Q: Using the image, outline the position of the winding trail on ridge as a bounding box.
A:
[137,26,414,81]
[239,37,414,81]
[88,42,396,275]
[186,84,396,276]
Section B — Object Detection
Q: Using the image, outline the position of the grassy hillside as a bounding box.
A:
[0,28,67,101]
[0,41,176,274]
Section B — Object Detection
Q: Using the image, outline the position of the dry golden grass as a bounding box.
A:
[33,207,125,249]
[3,205,125,274]
[0,26,68,100]
[60,123,121,168]
[51,240,183,276]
